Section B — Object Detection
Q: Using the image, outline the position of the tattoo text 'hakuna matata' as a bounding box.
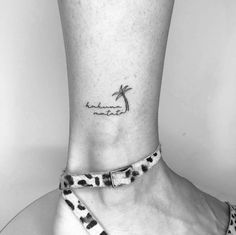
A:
[85,85,132,116]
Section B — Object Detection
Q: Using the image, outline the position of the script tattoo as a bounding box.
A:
[85,85,132,116]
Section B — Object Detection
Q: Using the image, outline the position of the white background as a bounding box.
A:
[1,0,236,230]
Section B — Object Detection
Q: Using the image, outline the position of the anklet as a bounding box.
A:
[59,145,162,235]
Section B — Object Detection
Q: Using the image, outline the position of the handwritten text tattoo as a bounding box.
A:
[85,85,132,117]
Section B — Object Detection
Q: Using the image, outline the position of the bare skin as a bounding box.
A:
[54,0,229,234]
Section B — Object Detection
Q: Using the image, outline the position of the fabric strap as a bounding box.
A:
[226,202,236,235]
[59,145,162,235]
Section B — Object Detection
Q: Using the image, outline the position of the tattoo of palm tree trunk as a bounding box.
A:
[112,85,132,112]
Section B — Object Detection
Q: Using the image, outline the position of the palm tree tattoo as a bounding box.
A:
[112,85,132,112]
[85,84,132,116]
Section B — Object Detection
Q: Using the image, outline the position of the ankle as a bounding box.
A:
[66,157,172,208]
[97,157,171,207]
[64,123,164,206]
[66,124,160,172]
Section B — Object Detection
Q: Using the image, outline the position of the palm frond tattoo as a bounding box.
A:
[112,85,132,112]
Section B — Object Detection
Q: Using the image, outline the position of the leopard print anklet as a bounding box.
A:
[226,203,236,235]
[59,145,162,235]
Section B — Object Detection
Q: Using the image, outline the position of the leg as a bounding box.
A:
[58,0,173,210]
[58,0,173,172]
[54,0,229,234]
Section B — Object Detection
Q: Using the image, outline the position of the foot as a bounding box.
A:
[53,158,229,235]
